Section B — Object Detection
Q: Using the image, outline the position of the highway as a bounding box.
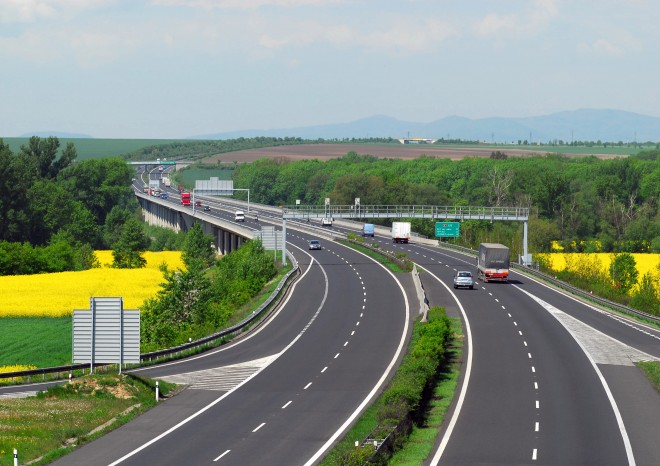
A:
[50,182,412,465]
[328,222,660,465]
[139,173,660,464]
[11,168,659,465]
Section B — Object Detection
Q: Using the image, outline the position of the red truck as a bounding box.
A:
[181,192,191,206]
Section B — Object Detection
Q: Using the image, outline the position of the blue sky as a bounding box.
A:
[2,0,659,138]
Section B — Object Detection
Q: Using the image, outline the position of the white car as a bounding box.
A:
[453,271,474,289]
[321,218,333,227]
[308,240,322,250]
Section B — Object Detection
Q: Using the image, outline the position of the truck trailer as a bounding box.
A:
[391,222,411,243]
[477,243,510,283]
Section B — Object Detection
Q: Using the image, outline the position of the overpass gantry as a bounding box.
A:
[282,204,531,264]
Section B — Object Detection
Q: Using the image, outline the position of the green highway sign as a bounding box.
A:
[435,221,460,237]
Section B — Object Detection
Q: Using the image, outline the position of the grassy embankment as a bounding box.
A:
[0,373,176,465]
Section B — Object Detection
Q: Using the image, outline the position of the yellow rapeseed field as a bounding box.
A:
[0,251,183,317]
[537,253,660,292]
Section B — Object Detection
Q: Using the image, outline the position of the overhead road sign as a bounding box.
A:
[436,222,460,237]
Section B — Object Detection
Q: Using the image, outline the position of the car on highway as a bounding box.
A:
[203,205,211,212]
[321,218,333,227]
[195,200,202,207]
[453,271,474,289]
[308,240,321,250]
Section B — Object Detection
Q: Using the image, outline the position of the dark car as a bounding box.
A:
[203,205,211,212]
[308,240,321,250]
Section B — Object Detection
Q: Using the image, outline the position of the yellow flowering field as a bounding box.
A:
[0,251,183,317]
[537,253,660,292]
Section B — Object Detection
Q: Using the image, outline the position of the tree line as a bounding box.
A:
[0,136,170,274]
[231,150,659,254]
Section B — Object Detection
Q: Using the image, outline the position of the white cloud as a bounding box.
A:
[473,0,558,38]
[0,0,114,23]
[150,0,346,10]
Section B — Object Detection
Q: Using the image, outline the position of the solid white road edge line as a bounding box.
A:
[515,286,636,466]
[423,266,473,466]
[302,243,410,466]
[107,245,329,466]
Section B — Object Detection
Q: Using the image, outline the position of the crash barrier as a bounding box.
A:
[1,252,300,383]
[438,242,660,324]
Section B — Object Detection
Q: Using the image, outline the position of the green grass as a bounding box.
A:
[0,373,175,465]
[388,318,463,465]
[1,137,192,160]
[338,239,410,273]
[178,166,234,181]
[637,361,660,394]
[0,317,72,367]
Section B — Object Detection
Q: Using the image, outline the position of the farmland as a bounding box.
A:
[1,137,191,161]
[0,251,182,317]
[0,251,182,368]
[537,253,660,293]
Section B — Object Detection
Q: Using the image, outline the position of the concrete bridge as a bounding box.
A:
[136,192,255,255]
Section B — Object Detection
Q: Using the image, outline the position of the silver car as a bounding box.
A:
[453,271,474,289]
[308,240,322,250]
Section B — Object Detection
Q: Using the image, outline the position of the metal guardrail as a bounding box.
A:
[437,242,660,324]
[1,252,300,383]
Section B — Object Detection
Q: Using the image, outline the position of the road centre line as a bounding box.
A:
[321,366,327,373]
[304,382,312,390]
[108,245,330,466]
[282,401,292,409]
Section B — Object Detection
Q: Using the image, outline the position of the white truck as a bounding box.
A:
[162,177,171,187]
[391,222,411,243]
[477,243,510,283]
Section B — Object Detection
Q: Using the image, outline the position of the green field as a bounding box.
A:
[177,166,235,186]
[0,317,72,367]
[1,137,195,161]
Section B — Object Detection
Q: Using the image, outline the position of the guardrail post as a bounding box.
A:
[156,381,159,402]
[13,448,18,466]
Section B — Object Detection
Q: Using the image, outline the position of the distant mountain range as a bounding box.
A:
[193,109,660,143]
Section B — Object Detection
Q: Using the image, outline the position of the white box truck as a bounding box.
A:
[392,222,411,243]
[477,243,510,282]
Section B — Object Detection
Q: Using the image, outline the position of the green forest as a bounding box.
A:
[232,150,660,255]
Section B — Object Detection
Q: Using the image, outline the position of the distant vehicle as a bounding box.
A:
[477,243,510,283]
[203,205,211,212]
[195,200,202,207]
[160,192,169,199]
[153,188,161,197]
[158,166,163,172]
[391,222,411,243]
[181,192,191,206]
[143,186,149,193]
[362,223,375,237]
[177,184,185,193]
[321,218,333,227]
[163,177,171,187]
[235,210,245,222]
[308,240,321,250]
[453,271,474,290]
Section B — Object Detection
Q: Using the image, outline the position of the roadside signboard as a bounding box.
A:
[435,222,460,237]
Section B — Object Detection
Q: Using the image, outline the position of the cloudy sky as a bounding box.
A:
[2,0,659,138]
